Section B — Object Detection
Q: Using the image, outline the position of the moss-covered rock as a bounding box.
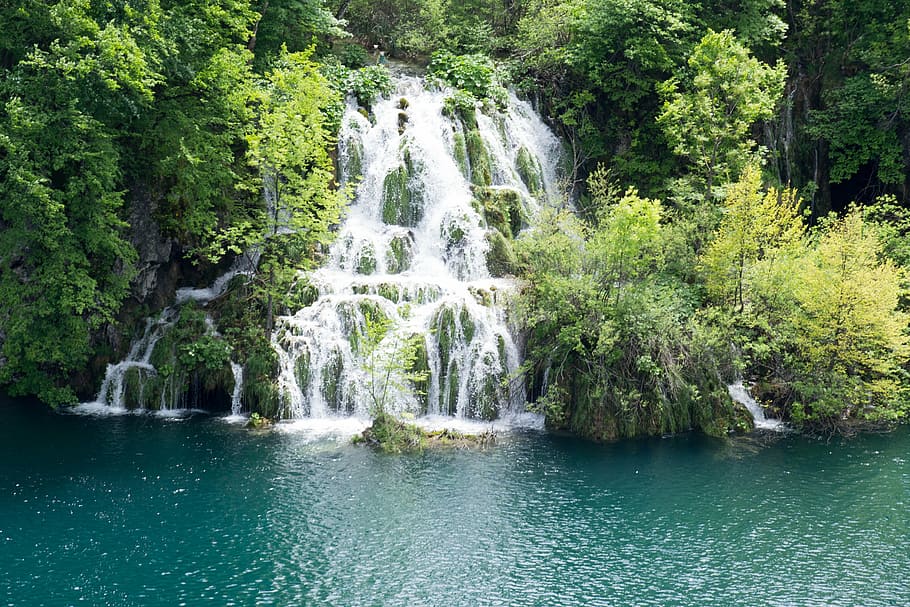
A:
[381,164,411,225]
[243,346,281,419]
[465,130,492,187]
[140,307,235,412]
[473,186,524,238]
[516,146,544,196]
[356,413,496,452]
[321,348,345,413]
[381,162,423,227]
[356,242,377,275]
[294,351,311,392]
[357,411,428,453]
[343,135,364,183]
[452,131,469,180]
[471,354,503,420]
[443,365,460,416]
[486,229,518,277]
[386,233,413,274]
[397,110,408,134]
[406,334,430,414]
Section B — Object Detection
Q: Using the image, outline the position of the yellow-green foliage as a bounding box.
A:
[701,164,804,312]
[783,210,909,422]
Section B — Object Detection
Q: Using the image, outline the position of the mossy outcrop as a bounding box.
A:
[486,229,518,277]
[516,146,544,196]
[432,303,477,416]
[473,186,524,238]
[381,144,426,227]
[355,411,495,453]
[120,306,235,413]
[405,334,431,414]
[386,232,414,274]
[465,130,492,187]
[452,130,470,180]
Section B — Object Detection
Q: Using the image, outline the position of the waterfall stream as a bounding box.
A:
[79,75,564,424]
[728,382,784,431]
[272,77,563,422]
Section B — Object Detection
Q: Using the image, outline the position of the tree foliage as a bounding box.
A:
[658,30,785,202]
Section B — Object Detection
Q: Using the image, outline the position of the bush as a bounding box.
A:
[428,51,507,107]
[350,65,394,108]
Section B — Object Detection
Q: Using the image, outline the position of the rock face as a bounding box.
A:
[127,184,180,308]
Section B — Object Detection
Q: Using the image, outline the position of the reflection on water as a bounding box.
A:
[1,396,908,606]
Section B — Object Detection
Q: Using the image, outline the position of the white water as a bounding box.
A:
[728,382,785,431]
[229,362,244,416]
[176,250,261,304]
[81,76,563,426]
[81,258,253,414]
[272,78,563,422]
[79,309,177,411]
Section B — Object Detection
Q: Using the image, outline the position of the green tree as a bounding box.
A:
[700,164,803,312]
[245,50,346,331]
[784,210,909,424]
[658,30,785,202]
[0,12,147,402]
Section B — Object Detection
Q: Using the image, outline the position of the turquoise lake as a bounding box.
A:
[1,396,908,606]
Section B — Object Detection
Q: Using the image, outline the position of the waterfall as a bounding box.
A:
[79,259,253,415]
[272,77,563,422]
[728,382,784,431]
[86,309,177,411]
[78,75,563,424]
[229,362,244,416]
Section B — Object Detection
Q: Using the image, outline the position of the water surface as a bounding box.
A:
[2,397,908,606]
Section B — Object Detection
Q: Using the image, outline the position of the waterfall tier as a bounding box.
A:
[80,75,564,422]
[272,78,563,420]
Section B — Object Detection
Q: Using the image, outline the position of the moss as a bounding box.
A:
[459,306,475,343]
[465,129,492,186]
[516,146,544,195]
[452,131,470,180]
[443,365,460,416]
[381,162,423,227]
[386,233,413,274]
[377,283,402,302]
[406,334,430,414]
[359,411,428,453]
[473,186,523,238]
[246,412,272,429]
[242,335,281,418]
[286,278,319,312]
[457,105,478,131]
[123,366,160,410]
[442,215,474,255]
[381,164,410,225]
[356,243,377,275]
[294,351,311,392]
[486,229,518,276]
[472,354,502,420]
[397,110,408,134]
[344,137,364,182]
[321,349,344,412]
[397,97,409,110]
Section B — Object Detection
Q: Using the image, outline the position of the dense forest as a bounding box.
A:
[1,0,908,440]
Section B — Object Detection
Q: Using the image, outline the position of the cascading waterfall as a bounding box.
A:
[89,309,177,411]
[80,75,563,424]
[80,256,257,414]
[727,382,784,431]
[272,77,563,422]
